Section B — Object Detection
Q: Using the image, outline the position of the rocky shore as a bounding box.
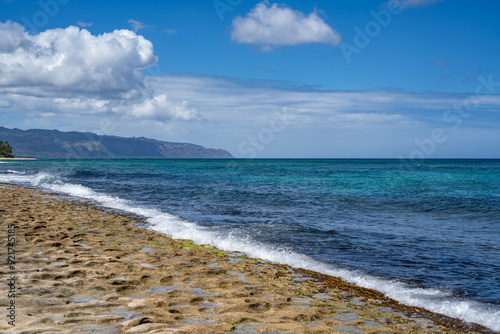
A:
[0,184,495,334]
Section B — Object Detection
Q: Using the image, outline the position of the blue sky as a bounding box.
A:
[1,0,499,158]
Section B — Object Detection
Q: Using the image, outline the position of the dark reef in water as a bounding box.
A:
[0,126,233,159]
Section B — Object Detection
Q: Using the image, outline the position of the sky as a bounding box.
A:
[0,0,499,158]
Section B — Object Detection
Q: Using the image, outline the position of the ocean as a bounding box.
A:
[1,158,499,331]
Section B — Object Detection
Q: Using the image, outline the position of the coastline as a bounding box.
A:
[0,158,36,161]
[0,183,495,334]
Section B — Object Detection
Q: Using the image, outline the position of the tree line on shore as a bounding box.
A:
[0,141,15,158]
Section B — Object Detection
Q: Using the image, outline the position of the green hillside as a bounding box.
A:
[0,127,233,159]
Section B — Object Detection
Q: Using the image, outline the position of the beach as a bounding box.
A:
[0,183,494,334]
[0,159,36,161]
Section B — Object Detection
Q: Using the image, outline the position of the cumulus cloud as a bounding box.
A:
[0,20,157,97]
[0,20,201,125]
[230,1,341,51]
[124,94,200,122]
[0,20,29,53]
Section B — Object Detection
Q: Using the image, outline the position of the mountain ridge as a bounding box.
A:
[0,127,233,159]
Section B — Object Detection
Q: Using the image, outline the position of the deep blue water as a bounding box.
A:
[1,159,499,330]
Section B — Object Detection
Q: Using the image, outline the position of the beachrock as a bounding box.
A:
[124,323,174,333]
[291,297,312,304]
[362,320,385,327]
[8,329,66,334]
[118,317,157,332]
[333,325,363,334]
[255,322,330,333]
[313,293,333,300]
[326,312,360,322]
[127,298,167,309]
[349,298,365,306]
[181,319,220,325]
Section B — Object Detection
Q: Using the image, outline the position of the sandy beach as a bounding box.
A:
[0,183,495,334]
[0,158,36,162]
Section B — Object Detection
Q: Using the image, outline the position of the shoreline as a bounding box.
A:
[0,158,36,161]
[0,183,496,333]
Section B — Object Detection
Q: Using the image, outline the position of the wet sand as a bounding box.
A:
[0,184,495,334]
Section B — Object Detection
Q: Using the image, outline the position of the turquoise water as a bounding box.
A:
[1,159,499,330]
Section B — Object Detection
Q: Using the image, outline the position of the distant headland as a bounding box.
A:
[0,127,233,159]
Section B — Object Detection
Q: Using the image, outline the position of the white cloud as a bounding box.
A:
[2,72,500,157]
[0,20,29,53]
[143,74,500,128]
[136,75,500,157]
[127,19,149,32]
[0,21,199,125]
[123,94,200,122]
[326,113,406,126]
[0,20,157,97]
[230,1,341,51]
[77,20,93,27]
[164,29,177,35]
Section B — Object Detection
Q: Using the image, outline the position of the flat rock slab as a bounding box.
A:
[313,292,333,300]
[234,324,265,333]
[376,307,395,313]
[363,320,385,328]
[291,297,313,304]
[327,312,360,322]
[288,305,311,309]
[68,325,119,333]
[307,322,327,327]
[349,297,365,306]
[72,296,101,303]
[181,319,220,325]
[333,325,363,334]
